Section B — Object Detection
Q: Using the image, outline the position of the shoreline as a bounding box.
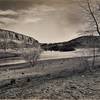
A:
[0,55,100,81]
[0,55,100,99]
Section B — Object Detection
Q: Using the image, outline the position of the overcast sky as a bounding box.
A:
[0,0,85,43]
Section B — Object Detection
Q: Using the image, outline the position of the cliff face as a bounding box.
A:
[0,29,40,49]
[0,29,41,62]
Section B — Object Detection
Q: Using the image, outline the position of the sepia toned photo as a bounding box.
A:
[0,0,100,99]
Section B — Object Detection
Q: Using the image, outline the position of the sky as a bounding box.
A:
[0,0,86,43]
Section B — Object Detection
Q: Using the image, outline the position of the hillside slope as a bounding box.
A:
[41,36,100,51]
[0,29,39,49]
[0,29,41,60]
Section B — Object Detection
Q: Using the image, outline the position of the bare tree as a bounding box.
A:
[3,32,8,52]
[20,38,41,67]
[77,0,100,71]
[21,48,40,66]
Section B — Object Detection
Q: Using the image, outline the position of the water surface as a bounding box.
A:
[40,48,100,60]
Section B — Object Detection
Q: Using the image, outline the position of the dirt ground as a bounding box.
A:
[0,56,100,100]
[0,66,100,100]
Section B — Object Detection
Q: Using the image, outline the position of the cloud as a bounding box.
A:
[0,0,86,42]
[23,18,41,24]
[0,0,34,11]
[0,9,19,26]
[0,17,17,24]
[0,10,17,15]
[0,4,58,26]
[20,5,56,17]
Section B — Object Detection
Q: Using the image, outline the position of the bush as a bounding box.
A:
[27,78,31,82]
[10,79,16,85]
[21,48,41,66]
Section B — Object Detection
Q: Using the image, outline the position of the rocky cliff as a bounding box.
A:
[0,28,40,49]
[0,29,41,62]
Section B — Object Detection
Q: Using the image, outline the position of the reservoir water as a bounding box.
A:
[40,48,100,60]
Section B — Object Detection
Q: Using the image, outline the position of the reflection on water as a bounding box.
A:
[40,48,100,60]
[0,59,26,66]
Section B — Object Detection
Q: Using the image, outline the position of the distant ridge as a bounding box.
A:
[41,36,100,51]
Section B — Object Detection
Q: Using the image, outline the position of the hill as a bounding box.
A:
[0,29,39,49]
[0,29,41,61]
[41,36,100,52]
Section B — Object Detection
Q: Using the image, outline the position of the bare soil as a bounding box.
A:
[0,57,100,99]
[0,67,100,99]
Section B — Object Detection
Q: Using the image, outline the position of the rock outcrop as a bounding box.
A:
[0,29,41,63]
[0,29,39,49]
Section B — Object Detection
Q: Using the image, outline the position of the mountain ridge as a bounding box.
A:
[41,36,100,51]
